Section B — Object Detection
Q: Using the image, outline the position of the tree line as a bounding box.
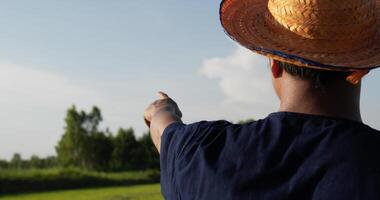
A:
[0,106,159,171]
[0,154,57,169]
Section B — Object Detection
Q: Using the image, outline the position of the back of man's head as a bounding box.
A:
[271,59,362,121]
[276,61,351,89]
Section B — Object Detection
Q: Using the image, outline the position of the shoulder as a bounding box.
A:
[340,124,380,158]
[162,120,235,138]
[161,120,235,150]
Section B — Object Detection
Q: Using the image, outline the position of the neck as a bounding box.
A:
[278,76,362,122]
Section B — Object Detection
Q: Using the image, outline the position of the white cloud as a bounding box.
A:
[0,63,103,160]
[199,46,278,117]
[0,63,100,108]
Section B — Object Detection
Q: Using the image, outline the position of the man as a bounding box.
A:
[144,0,380,199]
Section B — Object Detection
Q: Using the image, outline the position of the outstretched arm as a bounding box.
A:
[144,91,183,153]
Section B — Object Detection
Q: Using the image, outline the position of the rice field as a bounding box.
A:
[0,184,163,200]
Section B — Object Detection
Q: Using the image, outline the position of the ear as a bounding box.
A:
[271,59,282,78]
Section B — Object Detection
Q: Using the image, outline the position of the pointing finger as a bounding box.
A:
[158,91,169,99]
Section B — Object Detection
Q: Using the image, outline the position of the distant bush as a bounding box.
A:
[0,168,160,195]
[55,106,160,171]
[237,118,256,124]
[1,107,160,173]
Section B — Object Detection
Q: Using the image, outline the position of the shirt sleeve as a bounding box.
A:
[160,120,232,199]
[159,122,185,200]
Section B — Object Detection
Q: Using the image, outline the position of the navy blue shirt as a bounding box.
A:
[160,112,380,200]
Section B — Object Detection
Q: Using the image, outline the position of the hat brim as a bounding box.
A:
[220,0,380,71]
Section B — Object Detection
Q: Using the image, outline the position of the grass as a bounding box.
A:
[0,168,160,194]
[0,184,163,200]
[0,168,158,180]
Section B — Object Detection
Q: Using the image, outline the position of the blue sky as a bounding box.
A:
[0,0,379,160]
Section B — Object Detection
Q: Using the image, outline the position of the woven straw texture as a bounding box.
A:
[220,0,380,71]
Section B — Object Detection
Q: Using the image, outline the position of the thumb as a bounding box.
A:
[158,91,169,99]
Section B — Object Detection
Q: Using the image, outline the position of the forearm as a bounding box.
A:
[150,110,182,153]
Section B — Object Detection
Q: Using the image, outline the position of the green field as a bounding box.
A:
[0,168,159,182]
[0,168,160,194]
[0,184,163,200]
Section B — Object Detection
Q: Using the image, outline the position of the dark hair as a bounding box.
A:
[277,61,350,88]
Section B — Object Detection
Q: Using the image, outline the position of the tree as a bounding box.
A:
[56,106,87,167]
[0,159,9,169]
[83,106,102,134]
[111,128,138,170]
[55,105,161,171]
[30,155,41,168]
[84,132,113,170]
[237,118,255,124]
[10,153,22,168]
[56,106,114,170]
[42,156,58,168]
[133,132,160,169]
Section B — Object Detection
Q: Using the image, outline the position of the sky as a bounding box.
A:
[0,0,379,160]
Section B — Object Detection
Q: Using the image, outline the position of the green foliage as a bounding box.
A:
[237,118,256,124]
[56,106,87,167]
[56,106,113,170]
[0,105,162,195]
[2,105,159,171]
[1,155,58,170]
[0,184,163,200]
[0,168,160,195]
[111,128,139,170]
[134,133,160,170]
[10,153,22,169]
[0,160,8,169]
[29,155,41,168]
[55,105,159,171]
[85,132,114,171]
[110,129,160,171]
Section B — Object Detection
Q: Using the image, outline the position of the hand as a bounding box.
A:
[144,91,183,153]
[144,91,182,128]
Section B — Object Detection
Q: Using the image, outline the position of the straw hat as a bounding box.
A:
[220,0,380,83]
